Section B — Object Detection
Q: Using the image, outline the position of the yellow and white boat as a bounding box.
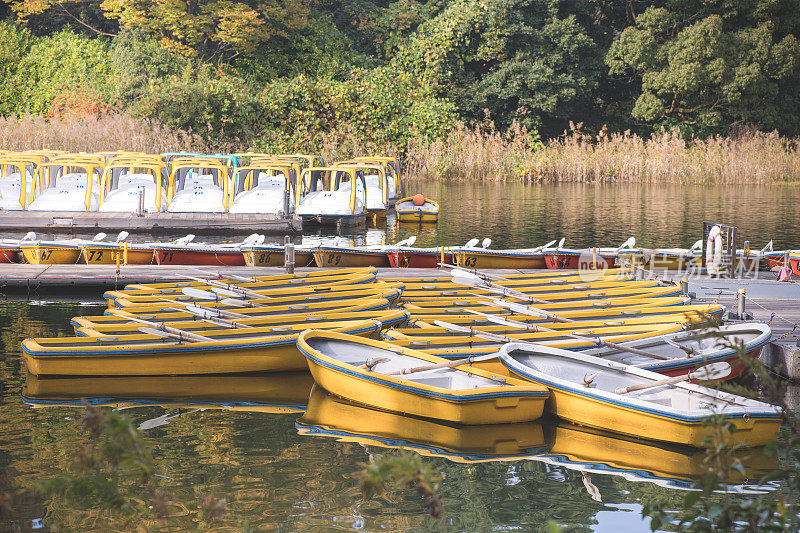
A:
[498,343,781,447]
[298,330,549,424]
[23,372,315,414]
[20,240,83,264]
[394,196,439,223]
[21,309,409,376]
[297,387,547,462]
[81,241,155,265]
[241,244,316,267]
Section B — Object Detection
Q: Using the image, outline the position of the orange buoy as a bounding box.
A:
[412,194,425,206]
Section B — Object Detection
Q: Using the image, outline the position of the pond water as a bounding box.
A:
[0,181,794,531]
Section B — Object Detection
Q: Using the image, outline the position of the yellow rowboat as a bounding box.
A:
[297,387,547,462]
[81,242,155,265]
[398,272,638,292]
[241,245,315,267]
[406,303,724,328]
[400,284,683,305]
[382,267,633,284]
[118,266,377,294]
[383,325,685,373]
[453,248,546,269]
[400,279,663,297]
[104,282,404,314]
[402,295,687,314]
[23,372,315,414]
[21,309,409,376]
[73,296,395,330]
[77,309,410,337]
[20,241,82,264]
[311,246,390,268]
[297,330,549,424]
[385,315,706,342]
[105,271,383,308]
[394,196,439,223]
[498,343,781,447]
[535,421,777,490]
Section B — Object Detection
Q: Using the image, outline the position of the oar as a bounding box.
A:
[461,310,672,360]
[126,315,214,342]
[395,235,417,247]
[386,351,505,375]
[614,362,731,394]
[115,231,129,242]
[530,239,557,253]
[614,237,636,253]
[432,320,544,346]
[91,232,107,242]
[173,234,195,245]
[181,287,256,308]
[557,238,565,250]
[138,408,204,430]
[177,274,265,299]
[481,238,492,249]
[436,263,509,282]
[158,299,253,328]
[478,297,574,323]
[451,270,553,304]
[464,238,480,248]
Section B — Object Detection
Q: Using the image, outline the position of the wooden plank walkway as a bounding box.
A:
[0,211,302,236]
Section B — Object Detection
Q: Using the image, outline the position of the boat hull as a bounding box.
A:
[20,244,82,264]
[298,331,549,424]
[312,248,390,268]
[455,250,546,269]
[81,245,154,265]
[387,250,454,268]
[544,251,615,270]
[154,247,246,266]
[242,248,315,267]
[0,246,17,263]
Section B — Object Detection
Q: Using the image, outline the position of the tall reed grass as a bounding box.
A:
[405,123,800,184]
[1,114,797,184]
[0,114,208,154]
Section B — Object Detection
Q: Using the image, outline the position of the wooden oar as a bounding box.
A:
[614,362,731,394]
[451,270,553,304]
[178,274,265,299]
[181,287,255,308]
[431,320,544,346]
[478,297,574,323]
[125,315,214,342]
[461,310,672,360]
[386,352,504,375]
[160,302,253,329]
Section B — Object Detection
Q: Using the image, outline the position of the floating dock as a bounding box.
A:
[0,211,302,236]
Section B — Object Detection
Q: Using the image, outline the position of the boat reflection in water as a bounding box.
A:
[297,388,778,494]
[296,387,547,462]
[22,372,315,415]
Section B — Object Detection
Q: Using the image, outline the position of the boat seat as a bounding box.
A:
[404,375,453,389]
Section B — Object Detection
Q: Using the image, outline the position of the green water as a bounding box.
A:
[1,181,794,531]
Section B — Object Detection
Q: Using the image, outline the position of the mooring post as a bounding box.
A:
[727,287,753,320]
[136,189,145,217]
[284,235,295,274]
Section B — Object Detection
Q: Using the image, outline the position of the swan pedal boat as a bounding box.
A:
[21,309,409,376]
[581,323,771,380]
[394,196,439,223]
[498,343,781,447]
[297,387,547,462]
[23,372,315,414]
[297,330,549,424]
[241,244,316,267]
[78,296,395,329]
[76,309,409,337]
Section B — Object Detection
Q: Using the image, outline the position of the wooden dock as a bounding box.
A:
[0,211,302,236]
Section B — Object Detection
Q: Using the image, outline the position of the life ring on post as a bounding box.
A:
[706,225,723,275]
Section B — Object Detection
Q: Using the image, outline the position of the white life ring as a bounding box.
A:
[706,225,723,275]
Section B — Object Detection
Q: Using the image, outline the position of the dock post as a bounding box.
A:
[727,287,753,320]
[136,189,145,217]
[284,235,295,274]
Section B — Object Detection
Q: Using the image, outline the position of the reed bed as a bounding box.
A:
[0,114,798,184]
[405,124,800,184]
[0,114,208,154]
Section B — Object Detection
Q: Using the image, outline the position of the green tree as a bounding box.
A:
[606,3,800,135]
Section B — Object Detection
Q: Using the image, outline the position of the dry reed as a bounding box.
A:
[405,123,800,184]
[0,114,208,154]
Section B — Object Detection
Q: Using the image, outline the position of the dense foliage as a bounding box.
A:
[1,0,799,149]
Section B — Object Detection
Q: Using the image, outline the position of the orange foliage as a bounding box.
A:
[47,86,114,120]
